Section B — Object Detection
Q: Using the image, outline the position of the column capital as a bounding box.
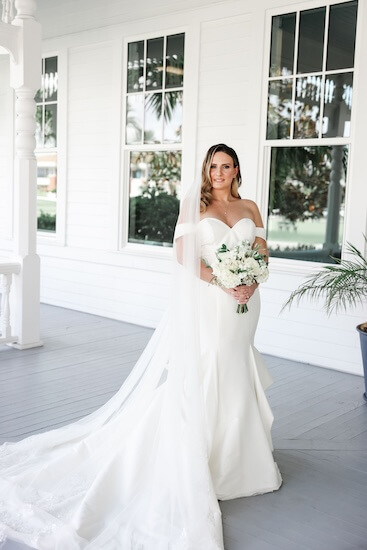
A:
[14,0,37,19]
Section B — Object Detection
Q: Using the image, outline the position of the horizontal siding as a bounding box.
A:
[40,254,172,327]
[255,283,364,376]
[197,14,251,154]
[0,57,13,243]
[66,41,116,250]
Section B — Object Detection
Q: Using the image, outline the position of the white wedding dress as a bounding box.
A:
[0,216,281,550]
[198,217,282,500]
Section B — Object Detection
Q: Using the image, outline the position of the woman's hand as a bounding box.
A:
[227,282,258,304]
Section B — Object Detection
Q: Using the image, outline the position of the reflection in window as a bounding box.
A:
[127,41,144,93]
[165,34,185,88]
[267,146,348,263]
[126,95,143,144]
[267,2,357,141]
[327,1,357,71]
[36,56,58,232]
[125,34,185,248]
[144,93,163,143]
[294,76,321,139]
[128,151,181,246]
[36,152,57,232]
[146,37,164,91]
[323,72,353,137]
[297,7,325,74]
[164,91,183,143]
[267,79,292,139]
[269,13,296,77]
[125,33,185,145]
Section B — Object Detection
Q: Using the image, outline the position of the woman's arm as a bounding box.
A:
[248,200,269,261]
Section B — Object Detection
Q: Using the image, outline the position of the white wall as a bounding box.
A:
[0,0,366,375]
[0,56,13,250]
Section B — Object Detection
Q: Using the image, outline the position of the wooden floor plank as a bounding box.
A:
[0,303,366,550]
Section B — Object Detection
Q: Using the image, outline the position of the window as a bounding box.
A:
[35,56,58,232]
[124,33,184,247]
[265,1,357,263]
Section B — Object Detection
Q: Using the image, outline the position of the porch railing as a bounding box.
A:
[0,260,20,344]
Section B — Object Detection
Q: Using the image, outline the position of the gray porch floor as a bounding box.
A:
[0,304,366,550]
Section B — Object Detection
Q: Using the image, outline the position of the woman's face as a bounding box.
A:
[209,152,238,191]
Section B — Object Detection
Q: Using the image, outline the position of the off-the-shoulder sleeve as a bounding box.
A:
[174,222,196,240]
[255,227,266,240]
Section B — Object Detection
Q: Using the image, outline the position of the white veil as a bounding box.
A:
[0,177,224,549]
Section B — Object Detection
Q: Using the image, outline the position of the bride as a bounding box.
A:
[0,144,282,549]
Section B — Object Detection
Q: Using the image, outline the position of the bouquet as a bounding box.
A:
[209,240,269,313]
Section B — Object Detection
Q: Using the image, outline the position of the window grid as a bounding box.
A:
[267,2,356,142]
[264,1,357,264]
[123,33,185,248]
[35,56,58,233]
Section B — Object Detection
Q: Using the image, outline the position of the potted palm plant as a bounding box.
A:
[283,236,367,401]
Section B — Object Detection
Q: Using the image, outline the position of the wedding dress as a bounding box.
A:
[0,196,281,549]
[198,217,282,500]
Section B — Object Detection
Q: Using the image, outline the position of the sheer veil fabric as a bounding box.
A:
[0,180,224,549]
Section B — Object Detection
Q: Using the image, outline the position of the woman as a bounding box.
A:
[197,144,282,500]
[0,144,281,550]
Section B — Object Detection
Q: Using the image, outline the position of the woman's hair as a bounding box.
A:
[200,143,242,212]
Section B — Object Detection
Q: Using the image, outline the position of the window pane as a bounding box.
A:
[127,41,144,93]
[163,91,183,143]
[35,105,43,148]
[44,56,58,101]
[37,151,57,232]
[267,79,293,139]
[126,95,143,144]
[128,151,181,246]
[144,93,162,143]
[267,145,348,263]
[166,33,185,88]
[327,1,357,71]
[294,75,322,139]
[323,72,353,138]
[297,7,326,73]
[146,37,164,91]
[35,61,44,103]
[44,104,57,147]
[269,13,296,77]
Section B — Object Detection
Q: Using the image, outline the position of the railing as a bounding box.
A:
[0,260,20,344]
[1,0,15,23]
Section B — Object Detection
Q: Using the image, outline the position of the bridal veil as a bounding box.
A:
[0,178,224,549]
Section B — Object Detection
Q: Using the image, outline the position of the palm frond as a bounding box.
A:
[282,236,367,315]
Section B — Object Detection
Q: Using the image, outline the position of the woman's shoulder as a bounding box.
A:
[238,198,260,213]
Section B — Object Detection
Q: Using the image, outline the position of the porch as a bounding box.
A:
[1,304,366,550]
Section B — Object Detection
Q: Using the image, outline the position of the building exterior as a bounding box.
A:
[0,0,366,375]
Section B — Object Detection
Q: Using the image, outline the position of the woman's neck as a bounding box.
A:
[211,190,234,203]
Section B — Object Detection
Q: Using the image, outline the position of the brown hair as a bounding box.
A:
[200,143,242,212]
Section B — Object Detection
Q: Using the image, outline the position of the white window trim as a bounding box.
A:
[37,49,67,247]
[258,0,359,273]
[118,24,200,258]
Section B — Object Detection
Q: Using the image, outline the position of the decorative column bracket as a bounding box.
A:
[0,20,20,63]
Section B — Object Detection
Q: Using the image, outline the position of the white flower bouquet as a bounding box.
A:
[210,240,269,313]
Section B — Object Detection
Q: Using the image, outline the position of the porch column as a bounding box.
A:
[323,145,343,258]
[9,0,42,348]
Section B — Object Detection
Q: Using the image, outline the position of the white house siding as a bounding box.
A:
[0,0,366,375]
[0,57,13,249]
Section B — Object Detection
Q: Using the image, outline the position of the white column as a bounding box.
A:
[323,145,343,257]
[9,0,42,348]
